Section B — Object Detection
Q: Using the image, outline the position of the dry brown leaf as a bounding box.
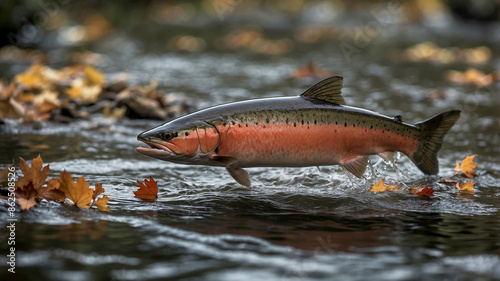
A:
[33,90,60,107]
[15,64,43,87]
[409,184,434,196]
[370,179,401,192]
[58,171,94,209]
[0,95,26,119]
[66,78,101,103]
[15,184,38,211]
[37,178,65,202]
[134,177,158,199]
[16,155,49,190]
[92,182,105,200]
[93,195,110,211]
[0,81,16,99]
[84,65,106,85]
[454,155,478,178]
[456,181,475,193]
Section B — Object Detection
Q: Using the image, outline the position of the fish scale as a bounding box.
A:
[137,76,461,187]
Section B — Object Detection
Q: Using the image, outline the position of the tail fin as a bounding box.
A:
[410,110,461,175]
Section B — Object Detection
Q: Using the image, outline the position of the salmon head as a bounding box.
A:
[136,120,220,165]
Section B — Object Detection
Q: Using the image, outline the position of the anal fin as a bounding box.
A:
[226,167,251,187]
[340,156,369,178]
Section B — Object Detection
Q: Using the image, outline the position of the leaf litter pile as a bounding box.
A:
[0,63,192,127]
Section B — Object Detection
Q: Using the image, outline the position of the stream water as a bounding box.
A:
[1,16,500,281]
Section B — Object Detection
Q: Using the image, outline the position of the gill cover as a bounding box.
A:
[165,123,220,156]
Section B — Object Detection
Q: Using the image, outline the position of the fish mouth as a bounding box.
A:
[136,140,173,156]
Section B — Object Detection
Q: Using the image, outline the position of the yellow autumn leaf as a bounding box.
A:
[91,183,110,211]
[58,171,94,209]
[15,64,43,87]
[65,78,101,103]
[456,181,475,193]
[33,90,61,107]
[370,179,401,192]
[93,195,110,211]
[84,65,105,85]
[455,155,478,178]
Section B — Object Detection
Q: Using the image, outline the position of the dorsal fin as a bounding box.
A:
[300,76,345,105]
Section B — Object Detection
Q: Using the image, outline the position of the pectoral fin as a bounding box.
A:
[378,152,394,163]
[340,156,369,178]
[210,156,238,166]
[211,156,251,187]
[226,167,251,187]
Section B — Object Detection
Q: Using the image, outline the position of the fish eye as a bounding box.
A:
[161,132,173,141]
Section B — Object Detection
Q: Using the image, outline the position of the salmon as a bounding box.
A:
[137,76,461,187]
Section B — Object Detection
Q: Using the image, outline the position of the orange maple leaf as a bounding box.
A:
[409,185,434,196]
[58,171,94,209]
[134,177,158,199]
[454,155,478,178]
[93,195,110,211]
[456,181,475,193]
[370,179,401,192]
[16,155,49,190]
[37,178,65,202]
[92,183,110,211]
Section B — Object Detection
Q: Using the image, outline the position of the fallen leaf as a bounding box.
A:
[370,179,401,192]
[66,78,102,103]
[37,178,65,202]
[58,171,94,209]
[103,105,126,119]
[90,183,110,211]
[456,181,475,193]
[84,65,106,85]
[15,184,38,211]
[16,155,49,190]
[0,95,26,119]
[437,178,458,185]
[32,90,60,107]
[455,155,478,178]
[0,81,15,100]
[33,100,59,122]
[445,68,498,86]
[409,184,434,196]
[15,64,43,87]
[134,176,158,199]
[93,195,110,211]
[92,182,104,200]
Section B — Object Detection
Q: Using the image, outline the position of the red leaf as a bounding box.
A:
[410,184,434,196]
[134,177,158,200]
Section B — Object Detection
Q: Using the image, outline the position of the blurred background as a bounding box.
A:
[1,0,499,65]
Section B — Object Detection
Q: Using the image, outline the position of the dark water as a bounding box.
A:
[1,19,500,281]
